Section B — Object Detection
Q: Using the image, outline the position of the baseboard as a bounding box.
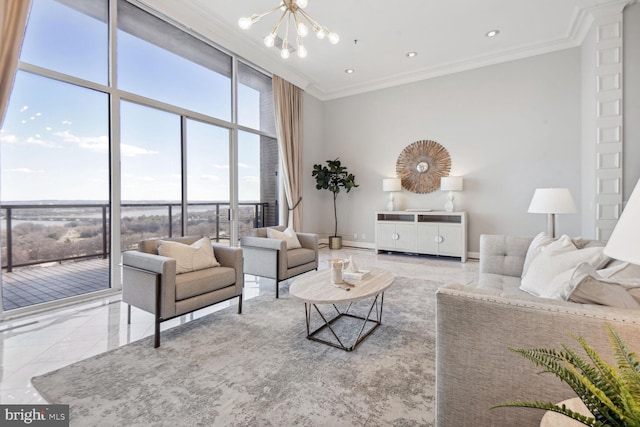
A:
[318,238,479,260]
[318,238,376,250]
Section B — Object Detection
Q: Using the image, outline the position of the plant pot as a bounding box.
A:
[328,236,342,250]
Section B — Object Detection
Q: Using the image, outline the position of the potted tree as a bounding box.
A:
[312,158,358,250]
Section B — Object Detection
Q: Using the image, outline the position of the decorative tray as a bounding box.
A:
[342,270,370,280]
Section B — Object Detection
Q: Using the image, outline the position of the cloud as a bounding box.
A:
[1,132,56,147]
[53,130,104,143]
[25,136,57,147]
[0,133,17,143]
[201,174,221,182]
[52,130,157,157]
[243,176,259,184]
[7,167,45,174]
[238,162,250,169]
[121,144,158,157]
[213,164,229,169]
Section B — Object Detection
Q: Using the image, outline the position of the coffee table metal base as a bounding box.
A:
[304,292,384,352]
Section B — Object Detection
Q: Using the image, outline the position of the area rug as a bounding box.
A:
[32,276,439,426]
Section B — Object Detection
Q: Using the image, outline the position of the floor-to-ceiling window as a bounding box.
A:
[185,120,231,241]
[119,102,182,248]
[0,0,110,312]
[0,0,278,315]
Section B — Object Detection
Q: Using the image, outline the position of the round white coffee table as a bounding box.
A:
[289,268,394,351]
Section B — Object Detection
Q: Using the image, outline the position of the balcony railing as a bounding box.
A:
[1,201,272,272]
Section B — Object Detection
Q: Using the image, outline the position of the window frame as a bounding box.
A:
[1,0,278,316]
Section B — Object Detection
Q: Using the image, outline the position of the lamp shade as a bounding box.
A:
[440,176,463,192]
[604,178,640,264]
[528,188,576,214]
[383,178,402,192]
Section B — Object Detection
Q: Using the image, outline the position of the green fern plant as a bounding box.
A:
[492,324,640,426]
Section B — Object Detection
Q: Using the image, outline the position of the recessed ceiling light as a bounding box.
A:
[486,30,500,38]
[345,69,355,74]
[406,51,418,58]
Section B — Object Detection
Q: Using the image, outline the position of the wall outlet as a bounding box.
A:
[353,233,358,239]
[361,233,367,240]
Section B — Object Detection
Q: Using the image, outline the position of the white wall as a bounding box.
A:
[301,92,324,232]
[300,4,639,254]
[303,48,583,253]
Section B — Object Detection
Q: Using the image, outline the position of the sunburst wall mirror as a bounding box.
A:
[396,140,451,194]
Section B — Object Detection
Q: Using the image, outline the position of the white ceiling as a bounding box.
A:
[137,0,629,100]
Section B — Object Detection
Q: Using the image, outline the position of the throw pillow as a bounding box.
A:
[521,232,554,278]
[520,237,609,298]
[565,262,640,308]
[158,237,220,274]
[267,227,302,250]
[569,275,640,309]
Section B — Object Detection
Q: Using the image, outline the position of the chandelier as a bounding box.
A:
[238,0,339,59]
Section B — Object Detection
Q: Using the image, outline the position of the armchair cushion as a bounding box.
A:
[266,227,302,249]
[287,248,316,268]
[158,237,220,274]
[175,266,236,301]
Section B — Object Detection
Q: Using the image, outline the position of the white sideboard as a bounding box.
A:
[375,211,467,262]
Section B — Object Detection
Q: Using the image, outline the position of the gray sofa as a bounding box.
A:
[435,234,640,426]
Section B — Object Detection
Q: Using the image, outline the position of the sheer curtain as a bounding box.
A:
[272,74,303,230]
[0,0,31,125]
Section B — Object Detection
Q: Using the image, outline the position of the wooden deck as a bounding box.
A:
[2,258,110,311]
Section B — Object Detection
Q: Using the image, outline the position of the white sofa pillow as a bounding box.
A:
[520,236,609,297]
[521,232,554,277]
[158,237,220,274]
[267,227,302,250]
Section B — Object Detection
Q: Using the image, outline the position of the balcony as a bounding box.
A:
[1,202,274,311]
[2,258,110,311]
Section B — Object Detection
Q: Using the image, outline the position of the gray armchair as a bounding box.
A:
[122,236,243,347]
[240,226,318,298]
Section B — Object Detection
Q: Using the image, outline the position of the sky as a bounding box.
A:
[0,0,264,203]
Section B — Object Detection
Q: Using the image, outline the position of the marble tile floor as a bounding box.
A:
[0,247,478,404]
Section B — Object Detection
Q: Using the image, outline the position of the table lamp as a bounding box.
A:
[440,176,463,212]
[528,188,576,238]
[383,178,402,211]
[604,178,640,264]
